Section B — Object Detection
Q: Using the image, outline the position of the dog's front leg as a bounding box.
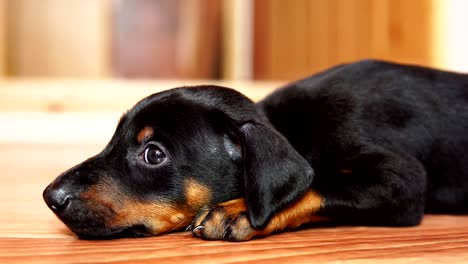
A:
[190,190,326,241]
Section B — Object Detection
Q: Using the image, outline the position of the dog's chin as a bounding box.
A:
[73,224,153,240]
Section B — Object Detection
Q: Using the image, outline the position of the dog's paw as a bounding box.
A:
[190,198,257,241]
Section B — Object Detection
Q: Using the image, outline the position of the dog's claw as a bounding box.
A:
[223,226,233,240]
[192,226,204,237]
[185,224,193,231]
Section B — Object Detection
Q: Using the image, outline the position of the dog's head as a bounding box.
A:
[43,86,313,238]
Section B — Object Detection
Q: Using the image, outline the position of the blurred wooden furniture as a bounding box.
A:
[254,0,433,80]
[112,0,221,78]
[0,79,468,263]
[4,0,221,79]
[4,0,439,80]
[5,0,111,77]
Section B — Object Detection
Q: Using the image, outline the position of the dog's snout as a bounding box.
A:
[43,185,71,213]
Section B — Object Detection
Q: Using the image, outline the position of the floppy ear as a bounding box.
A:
[239,122,314,229]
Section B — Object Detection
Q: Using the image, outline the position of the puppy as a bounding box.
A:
[43,60,468,241]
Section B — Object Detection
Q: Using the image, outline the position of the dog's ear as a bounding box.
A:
[239,122,314,229]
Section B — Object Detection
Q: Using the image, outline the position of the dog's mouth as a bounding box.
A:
[50,206,154,239]
[75,224,153,240]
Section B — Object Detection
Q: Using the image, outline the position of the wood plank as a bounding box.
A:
[354,0,373,58]
[6,0,110,77]
[335,0,358,63]
[0,142,467,263]
[222,0,253,80]
[253,0,271,80]
[387,0,432,65]
[112,0,221,78]
[0,0,4,76]
[370,0,391,59]
[186,0,222,79]
[307,0,330,73]
[269,0,310,81]
[254,0,311,80]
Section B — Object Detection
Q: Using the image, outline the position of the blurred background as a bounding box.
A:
[1,0,468,81]
[0,0,468,143]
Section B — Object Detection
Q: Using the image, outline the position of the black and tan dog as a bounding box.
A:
[43,60,468,241]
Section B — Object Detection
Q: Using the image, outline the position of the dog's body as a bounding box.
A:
[44,60,468,241]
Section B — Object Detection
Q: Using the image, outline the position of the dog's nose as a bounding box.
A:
[43,185,71,213]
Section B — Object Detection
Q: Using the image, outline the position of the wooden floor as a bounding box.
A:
[1,80,468,263]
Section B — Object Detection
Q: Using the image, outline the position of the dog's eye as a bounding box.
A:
[143,145,166,165]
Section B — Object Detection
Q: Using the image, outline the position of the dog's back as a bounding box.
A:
[259,60,468,214]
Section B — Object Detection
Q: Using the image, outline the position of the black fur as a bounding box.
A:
[43,60,468,239]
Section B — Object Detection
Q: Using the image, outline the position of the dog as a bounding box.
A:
[43,60,468,241]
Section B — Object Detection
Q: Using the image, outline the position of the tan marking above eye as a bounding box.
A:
[339,169,353,175]
[185,178,212,209]
[137,126,154,143]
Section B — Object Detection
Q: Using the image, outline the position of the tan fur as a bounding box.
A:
[81,177,193,235]
[260,190,327,235]
[185,178,211,208]
[113,201,191,235]
[137,126,154,143]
